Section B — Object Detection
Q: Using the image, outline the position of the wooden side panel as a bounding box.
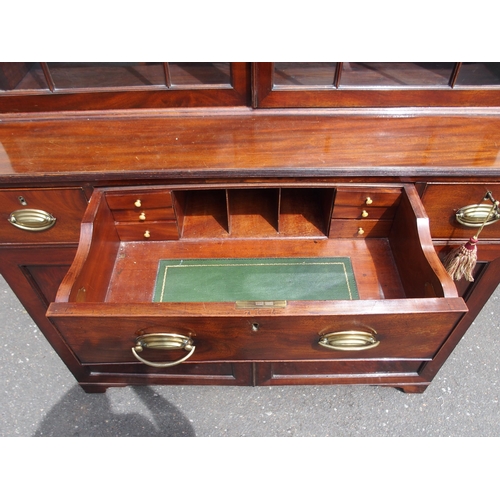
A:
[390,185,459,298]
[55,190,120,303]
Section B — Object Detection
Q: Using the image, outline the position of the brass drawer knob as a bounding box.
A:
[132,333,195,367]
[357,227,365,235]
[134,199,142,208]
[361,210,369,218]
[139,212,146,221]
[144,230,151,238]
[365,197,373,205]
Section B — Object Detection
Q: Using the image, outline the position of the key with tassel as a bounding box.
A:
[444,197,500,281]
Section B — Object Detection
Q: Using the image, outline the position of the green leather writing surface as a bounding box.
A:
[154,258,358,302]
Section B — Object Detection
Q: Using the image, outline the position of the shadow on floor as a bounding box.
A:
[34,385,196,437]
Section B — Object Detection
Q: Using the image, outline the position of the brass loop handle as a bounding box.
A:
[456,202,500,228]
[131,333,195,367]
[8,209,56,232]
[319,330,380,351]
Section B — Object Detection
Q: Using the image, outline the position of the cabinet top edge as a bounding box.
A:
[2,106,500,123]
[1,109,500,180]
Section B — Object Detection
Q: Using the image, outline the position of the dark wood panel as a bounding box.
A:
[0,188,88,243]
[422,182,500,240]
[0,245,88,381]
[114,221,180,241]
[47,307,464,364]
[1,111,500,183]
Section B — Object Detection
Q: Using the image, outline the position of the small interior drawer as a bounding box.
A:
[0,188,88,244]
[333,188,401,210]
[332,206,397,220]
[329,220,393,238]
[106,189,176,223]
[106,190,174,211]
[47,183,467,370]
[114,221,180,241]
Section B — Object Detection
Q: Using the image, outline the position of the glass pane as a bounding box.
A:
[340,62,455,87]
[47,63,166,89]
[455,63,500,86]
[169,63,231,85]
[0,63,48,91]
[274,63,337,86]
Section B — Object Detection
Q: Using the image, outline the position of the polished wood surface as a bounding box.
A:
[1,63,499,393]
[1,110,500,183]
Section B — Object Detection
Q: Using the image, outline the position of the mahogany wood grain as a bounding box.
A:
[47,303,465,364]
[105,189,174,212]
[114,221,180,241]
[1,65,499,393]
[1,111,500,184]
[329,220,393,238]
[389,185,459,299]
[55,190,120,303]
[421,182,500,240]
[0,188,88,244]
[0,245,89,381]
[78,363,255,390]
[82,239,404,303]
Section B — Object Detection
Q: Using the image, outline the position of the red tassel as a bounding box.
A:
[443,236,477,282]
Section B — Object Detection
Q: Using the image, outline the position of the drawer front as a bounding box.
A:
[111,207,176,223]
[333,188,401,210]
[114,221,180,241]
[106,191,176,223]
[332,206,397,220]
[329,220,393,238]
[422,183,500,240]
[106,190,174,212]
[0,188,88,244]
[48,305,463,365]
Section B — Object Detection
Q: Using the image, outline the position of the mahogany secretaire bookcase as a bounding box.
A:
[1,62,499,393]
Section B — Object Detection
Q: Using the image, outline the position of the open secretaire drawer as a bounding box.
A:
[47,184,467,371]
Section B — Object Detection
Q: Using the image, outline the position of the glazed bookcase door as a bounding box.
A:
[252,62,500,108]
[0,62,251,112]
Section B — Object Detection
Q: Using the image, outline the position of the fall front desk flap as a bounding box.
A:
[153,258,359,303]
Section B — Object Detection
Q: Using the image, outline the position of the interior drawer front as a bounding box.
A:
[329,220,393,237]
[334,189,401,208]
[0,188,88,244]
[114,221,180,241]
[48,308,461,365]
[111,207,176,223]
[422,183,500,239]
[106,191,174,211]
[332,206,397,220]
